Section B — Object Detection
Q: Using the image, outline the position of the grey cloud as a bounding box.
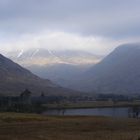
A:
[0,0,140,38]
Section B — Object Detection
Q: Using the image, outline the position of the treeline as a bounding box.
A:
[95,94,139,101]
[0,89,95,113]
[0,89,68,113]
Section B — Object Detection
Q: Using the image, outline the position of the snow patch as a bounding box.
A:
[30,49,39,59]
[17,50,24,58]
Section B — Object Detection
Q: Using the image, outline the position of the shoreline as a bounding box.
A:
[45,101,140,110]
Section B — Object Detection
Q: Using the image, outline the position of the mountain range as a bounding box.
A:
[6,49,102,88]
[7,49,102,66]
[3,43,140,95]
[71,43,140,95]
[0,53,81,96]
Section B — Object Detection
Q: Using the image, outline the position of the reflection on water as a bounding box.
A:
[43,107,140,118]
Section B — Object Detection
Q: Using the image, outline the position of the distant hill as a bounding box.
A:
[7,49,102,66]
[0,54,80,96]
[6,49,102,89]
[27,63,92,88]
[71,43,140,95]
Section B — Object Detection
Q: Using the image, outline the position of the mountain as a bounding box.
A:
[5,49,103,89]
[4,44,140,95]
[71,43,140,94]
[0,54,80,96]
[27,63,92,88]
[7,49,102,66]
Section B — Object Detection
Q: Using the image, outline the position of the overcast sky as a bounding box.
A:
[0,0,140,55]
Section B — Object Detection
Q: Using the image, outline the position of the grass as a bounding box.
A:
[0,113,139,140]
[46,100,140,109]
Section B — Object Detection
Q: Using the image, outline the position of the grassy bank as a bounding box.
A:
[0,113,139,140]
[46,100,140,109]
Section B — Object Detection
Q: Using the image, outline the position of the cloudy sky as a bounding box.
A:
[0,0,140,55]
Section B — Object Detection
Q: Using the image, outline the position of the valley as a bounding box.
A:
[0,1,140,140]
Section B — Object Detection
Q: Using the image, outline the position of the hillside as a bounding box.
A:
[0,54,79,96]
[6,49,102,89]
[72,43,140,94]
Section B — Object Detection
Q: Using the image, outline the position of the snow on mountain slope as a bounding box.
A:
[7,48,103,66]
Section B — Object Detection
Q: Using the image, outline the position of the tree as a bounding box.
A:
[20,89,32,105]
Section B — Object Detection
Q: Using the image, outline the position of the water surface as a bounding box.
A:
[43,107,133,118]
